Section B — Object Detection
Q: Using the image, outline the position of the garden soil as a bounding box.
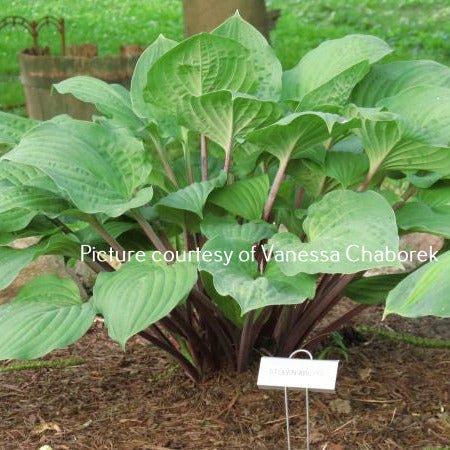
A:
[0,309,449,449]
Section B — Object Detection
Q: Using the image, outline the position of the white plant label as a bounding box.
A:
[257,356,339,392]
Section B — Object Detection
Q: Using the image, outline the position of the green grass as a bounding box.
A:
[0,0,449,108]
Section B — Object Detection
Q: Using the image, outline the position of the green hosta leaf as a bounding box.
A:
[198,237,316,314]
[209,174,269,220]
[0,275,95,360]
[287,159,326,198]
[417,186,450,206]
[247,112,344,163]
[0,218,59,246]
[378,86,450,148]
[356,96,450,175]
[352,60,450,107]
[357,115,402,176]
[213,12,282,100]
[130,35,178,119]
[324,151,369,188]
[179,90,281,151]
[297,61,370,110]
[396,202,450,239]
[144,33,256,114]
[93,255,198,347]
[0,111,37,145]
[406,172,443,189]
[200,271,246,327]
[201,215,276,242]
[0,234,82,291]
[282,34,392,106]
[4,120,153,217]
[0,186,67,216]
[269,190,400,275]
[54,76,144,130]
[344,274,406,305]
[0,245,37,291]
[0,161,66,226]
[0,209,36,232]
[157,171,226,218]
[384,250,450,318]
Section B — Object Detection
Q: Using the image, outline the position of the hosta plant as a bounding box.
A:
[1,14,450,381]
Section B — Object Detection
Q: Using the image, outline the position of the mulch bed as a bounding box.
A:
[1,313,449,450]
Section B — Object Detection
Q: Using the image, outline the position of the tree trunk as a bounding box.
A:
[182,0,269,37]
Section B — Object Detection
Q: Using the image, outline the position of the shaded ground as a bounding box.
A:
[1,312,449,450]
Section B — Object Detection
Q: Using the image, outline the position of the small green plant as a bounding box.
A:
[0,14,449,381]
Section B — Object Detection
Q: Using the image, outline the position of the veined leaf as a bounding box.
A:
[344,274,406,305]
[144,33,257,114]
[0,275,95,360]
[208,174,269,220]
[213,12,282,100]
[0,234,82,291]
[417,186,450,206]
[352,60,450,107]
[0,245,37,291]
[201,215,277,242]
[0,111,37,145]
[384,250,450,318]
[396,202,450,239]
[179,90,282,151]
[3,120,153,217]
[247,112,344,164]
[130,34,178,119]
[269,190,400,275]
[378,86,450,148]
[93,255,198,347]
[325,151,369,188]
[297,60,370,110]
[157,171,226,218]
[54,76,144,130]
[282,34,392,106]
[198,237,316,314]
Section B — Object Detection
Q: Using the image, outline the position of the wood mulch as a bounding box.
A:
[0,312,449,450]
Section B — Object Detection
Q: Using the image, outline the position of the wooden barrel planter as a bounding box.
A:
[19,45,142,120]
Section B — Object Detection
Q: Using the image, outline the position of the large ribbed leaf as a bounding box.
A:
[0,160,68,231]
[324,151,369,188]
[198,237,316,314]
[130,35,178,119]
[247,112,345,164]
[352,60,450,107]
[3,120,153,217]
[384,250,450,318]
[378,86,450,148]
[396,202,450,238]
[282,34,392,107]
[93,255,198,347]
[356,87,450,175]
[201,215,276,242]
[143,33,257,114]
[54,76,144,130]
[213,12,282,100]
[209,174,269,220]
[344,274,406,305]
[269,190,400,275]
[0,111,37,145]
[0,209,36,232]
[0,275,95,360]
[417,186,450,206]
[179,91,281,151]
[157,171,226,218]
